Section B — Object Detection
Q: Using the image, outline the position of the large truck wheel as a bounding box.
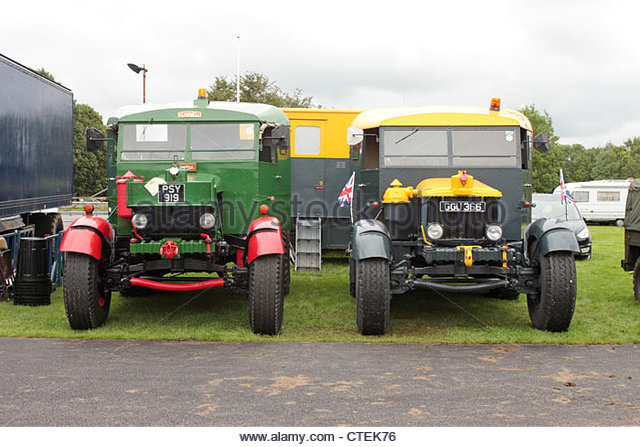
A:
[281,234,291,297]
[356,258,391,336]
[32,213,64,237]
[63,252,110,330]
[527,252,576,332]
[248,254,284,335]
[349,257,356,298]
[633,258,640,303]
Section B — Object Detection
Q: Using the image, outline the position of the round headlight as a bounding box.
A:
[199,212,216,230]
[486,224,503,242]
[427,223,444,240]
[132,213,148,229]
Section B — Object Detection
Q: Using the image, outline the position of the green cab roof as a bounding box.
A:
[108,100,289,125]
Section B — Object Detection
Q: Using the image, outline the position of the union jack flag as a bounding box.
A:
[338,172,355,207]
[559,169,575,205]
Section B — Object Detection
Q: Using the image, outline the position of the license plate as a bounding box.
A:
[440,201,486,213]
[158,184,185,203]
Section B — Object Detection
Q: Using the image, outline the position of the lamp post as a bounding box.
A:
[127,63,148,103]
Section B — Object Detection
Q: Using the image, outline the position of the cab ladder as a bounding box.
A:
[294,217,322,271]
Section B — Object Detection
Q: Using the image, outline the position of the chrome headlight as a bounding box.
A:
[427,223,444,240]
[577,228,590,239]
[132,213,148,229]
[199,212,216,230]
[486,224,503,242]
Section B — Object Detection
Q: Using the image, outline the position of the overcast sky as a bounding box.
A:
[2,0,638,148]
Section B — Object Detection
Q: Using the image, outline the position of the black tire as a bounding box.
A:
[63,252,110,330]
[489,287,520,300]
[527,252,576,332]
[281,233,291,297]
[248,254,284,335]
[349,257,356,298]
[356,258,391,335]
[633,258,640,303]
[32,213,64,237]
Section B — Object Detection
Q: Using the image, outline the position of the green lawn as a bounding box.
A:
[1,226,638,343]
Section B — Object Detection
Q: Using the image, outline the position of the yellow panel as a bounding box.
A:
[283,109,362,159]
[414,172,502,198]
[352,105,532,132]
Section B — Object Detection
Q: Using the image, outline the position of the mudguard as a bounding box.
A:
[246,216,284,265]
[524,218,580,260]
[351,219,392,262]
[60,215,113,261]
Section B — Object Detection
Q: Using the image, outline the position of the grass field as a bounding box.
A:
[0,226,638,343]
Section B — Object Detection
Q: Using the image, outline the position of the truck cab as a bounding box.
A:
[61,92,291,335]
[348,100,580,335]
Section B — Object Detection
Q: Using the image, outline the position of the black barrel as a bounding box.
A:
[13,237,51,306]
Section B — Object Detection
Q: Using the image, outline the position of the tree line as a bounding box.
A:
[521,104,637,193]
[36,68,637,196]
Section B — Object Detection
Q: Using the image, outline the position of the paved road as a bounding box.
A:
[0,338,638,426]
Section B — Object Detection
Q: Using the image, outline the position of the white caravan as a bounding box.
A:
[553,179,632,226]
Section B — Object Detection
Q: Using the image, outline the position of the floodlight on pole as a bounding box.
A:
[127,63,148,103]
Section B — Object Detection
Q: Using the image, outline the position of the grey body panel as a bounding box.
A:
[291,157,352,248]
[524,217,580,260]
[351,219,392,261]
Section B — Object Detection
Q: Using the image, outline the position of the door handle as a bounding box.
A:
[275,175,282,180]
[357,183,368,188]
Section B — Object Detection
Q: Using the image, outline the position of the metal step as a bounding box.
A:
[294,217,322,271]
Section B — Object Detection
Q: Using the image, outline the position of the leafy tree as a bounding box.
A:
[520,104,563,192]
[73,103,107,196]
[34,68,56,82]
[208,72,314,107]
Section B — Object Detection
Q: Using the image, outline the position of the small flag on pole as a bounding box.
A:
[559,169,575,205]
[338,172,355,207]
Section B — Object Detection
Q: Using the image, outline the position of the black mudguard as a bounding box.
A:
[351,219,392,262]
[524,218,580,260]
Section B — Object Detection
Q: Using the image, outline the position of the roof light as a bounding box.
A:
[197,88,207,100]
[259,204,269,215]
[84,203,94,215]
[490,97,501,111]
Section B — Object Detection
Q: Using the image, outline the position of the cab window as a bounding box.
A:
[121,123,186,160]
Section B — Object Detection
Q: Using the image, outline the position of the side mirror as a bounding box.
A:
[533,132,550,153]
[86,128,105,153]
[347,126,364,146]
[270,125,290,151]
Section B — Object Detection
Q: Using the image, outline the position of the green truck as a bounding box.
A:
[60,91,291,335]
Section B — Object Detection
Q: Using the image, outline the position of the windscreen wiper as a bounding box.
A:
[394,128,419,144]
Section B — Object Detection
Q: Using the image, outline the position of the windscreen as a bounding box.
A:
[532,198,582,221]
[191,123,256,160]
[121,124,186,160]
[119,122,256,161]
[382,127,519,168]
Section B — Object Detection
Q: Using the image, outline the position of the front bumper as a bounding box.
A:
[576,239,592,259]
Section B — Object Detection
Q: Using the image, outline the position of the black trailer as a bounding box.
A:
[0,53,73,236]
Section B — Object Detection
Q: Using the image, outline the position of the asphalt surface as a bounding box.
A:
[1,339,639,426]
